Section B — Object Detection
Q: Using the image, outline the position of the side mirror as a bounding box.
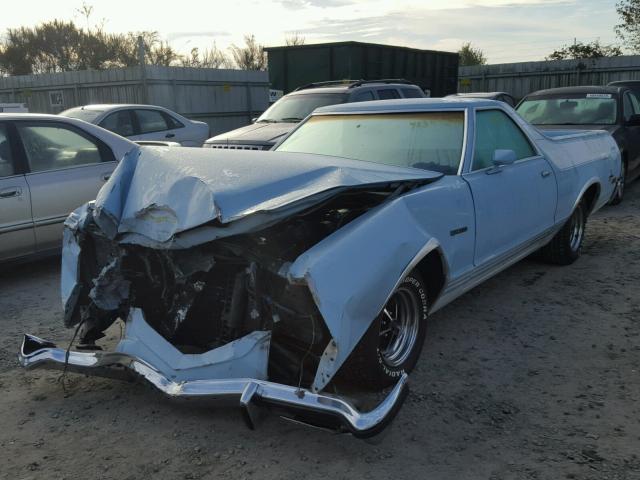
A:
[627,114,640,126]
[492,149,517,166]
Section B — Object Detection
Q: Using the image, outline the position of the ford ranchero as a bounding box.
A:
[19,98,620,438]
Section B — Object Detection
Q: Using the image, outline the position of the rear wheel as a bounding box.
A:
[341,271,428,390]
[540,201,586,265]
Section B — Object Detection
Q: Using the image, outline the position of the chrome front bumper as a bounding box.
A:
[18,334,408,438]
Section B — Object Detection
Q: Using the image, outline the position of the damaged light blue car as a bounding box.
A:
[19,99,621,438]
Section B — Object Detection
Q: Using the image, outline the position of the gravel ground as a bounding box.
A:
[1,183,639,480]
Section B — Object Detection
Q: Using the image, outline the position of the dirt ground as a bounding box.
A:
[1,184,639,480]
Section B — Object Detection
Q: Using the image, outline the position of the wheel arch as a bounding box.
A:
[385,239,449,311]
[413,247,447,306]
[579,181,601,216]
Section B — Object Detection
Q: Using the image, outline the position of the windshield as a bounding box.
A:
[60,107,104,123]
[257,93,347,123]
[275,112,465,175]
[517,94,618,125]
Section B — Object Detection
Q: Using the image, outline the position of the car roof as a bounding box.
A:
[449,92,509,98]
[66,104,167,111]
[524,86,624,97]
[0,112,73,121]
[314,97,502,113]
[291,81,421,95]
[609,80,640,86]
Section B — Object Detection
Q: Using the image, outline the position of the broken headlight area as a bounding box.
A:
[21,186,410,437]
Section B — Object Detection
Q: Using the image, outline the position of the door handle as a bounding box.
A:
[0,187,21,198]
[541,170,551,178]
[101,173,111,182]
[165,133,175,138]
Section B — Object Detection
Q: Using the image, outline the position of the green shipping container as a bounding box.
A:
[265,41,459,96]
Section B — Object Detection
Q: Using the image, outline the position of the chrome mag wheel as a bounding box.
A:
[378,286,422,367]
[569,204,585,252]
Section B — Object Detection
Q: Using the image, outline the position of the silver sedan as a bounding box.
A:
[0,113,136,263]
[60,104,210,147]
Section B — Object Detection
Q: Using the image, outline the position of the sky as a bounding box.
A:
[0,0,622,64]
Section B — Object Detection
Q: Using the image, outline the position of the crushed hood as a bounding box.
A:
[206,122,295,144]
[93,146,442,248]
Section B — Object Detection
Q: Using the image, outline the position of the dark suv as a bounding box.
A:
[203,79,426,151]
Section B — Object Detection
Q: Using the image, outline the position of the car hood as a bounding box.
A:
[90,146,442,248]
[205,122,296,144]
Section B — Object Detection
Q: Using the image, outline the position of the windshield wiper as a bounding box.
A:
[279,117,304,122]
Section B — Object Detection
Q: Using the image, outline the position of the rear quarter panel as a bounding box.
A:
[525,127,619,220]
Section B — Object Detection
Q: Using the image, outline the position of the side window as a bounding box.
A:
[99,110,135,137]
[352,91,375,102]
[473,110,536,171]
[135,109,169,134]
[629,91,640,114]
[622,92,640,121]
[377,89,400,100]
[400,87,423,98]
[162,113,184,129]
[16,123,111,173]
[0,124,15,177]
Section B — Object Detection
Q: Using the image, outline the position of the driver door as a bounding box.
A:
[463,109,558,266]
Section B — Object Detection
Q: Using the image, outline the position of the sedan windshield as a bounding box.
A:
[60,107,104,123]
[257,93,347,123]
[275,112,465,175]
[517,95,618,125]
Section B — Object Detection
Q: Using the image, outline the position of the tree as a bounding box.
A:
[229,35,267,70]
[0,20,180,75]
[616,0,640,52]
[285,32,305,46]
[458,42,486,66]
[546,40,622,60]
[180,44,232,68]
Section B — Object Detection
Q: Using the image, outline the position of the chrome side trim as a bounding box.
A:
[430,224,560,313]
[0,221,34,234]
[33,214,69,228]
[18,334,408,438]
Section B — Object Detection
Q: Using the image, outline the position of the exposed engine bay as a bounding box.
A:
[71,188,396,389]
[18,146,444,437]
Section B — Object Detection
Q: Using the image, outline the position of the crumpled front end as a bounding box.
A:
[19,147,442,437]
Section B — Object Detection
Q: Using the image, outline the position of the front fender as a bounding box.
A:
[288,195,443,392]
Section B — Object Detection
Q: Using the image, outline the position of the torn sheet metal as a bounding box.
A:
[93,147,441,247]
[61,226,83,326]
[89,258,130,311]
[117,308,271,382]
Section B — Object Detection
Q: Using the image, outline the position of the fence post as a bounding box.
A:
[138,36,149,104]
[246,79,253,123]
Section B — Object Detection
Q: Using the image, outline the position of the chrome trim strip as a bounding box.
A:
[455,108,469,176]
[0,221,34,234]
[18,334,408,438]
[430,224,560,313]
[24,161,116,176]
[33,215,68,228]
